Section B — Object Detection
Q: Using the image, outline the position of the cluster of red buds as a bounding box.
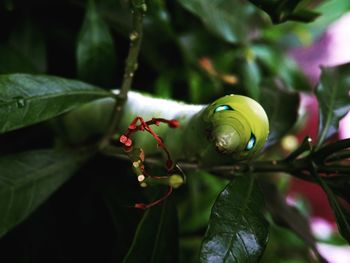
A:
[119,117,179,169]
[118,116,181,209]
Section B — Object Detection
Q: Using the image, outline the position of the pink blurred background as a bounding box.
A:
[288,12,350,262]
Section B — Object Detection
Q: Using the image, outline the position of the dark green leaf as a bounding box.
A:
[311,164,350,243]
[178,171,227,233]
[0,18,46,74]
[188,70,204,103]
[154,74,173,99]
[288,8,320,23]
[261,0,350,47]
[241,56,261,100]
[261,223,316,262]
[123,198,179,263]
[248,0,319,24]
[77,0,117,87]
[260,180,326,262]
[0,74,111,134]
[316,63,350,148]
[187,70,219,104]
[103,0,176,73]
[0,45,39,74]
[252,44,311,92]
[2,0,13,11]
[260,79,300,146]
[90,158,144,261]
[200,175,269,262]
[177,0,266,43]
[8,18,47,73]
[180,237,202,263]
[0,149,89,238]
[324,175,350,205]
[311,0,350,36]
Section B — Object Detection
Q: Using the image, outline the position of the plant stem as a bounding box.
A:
[326,150,350,162]
[313,138,350,162]
[101,145,350,182]
[99,0,146,149]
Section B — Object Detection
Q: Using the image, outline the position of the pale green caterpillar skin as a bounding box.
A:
[62,91,269,165]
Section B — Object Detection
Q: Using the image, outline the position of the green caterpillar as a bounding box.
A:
[62,91,269,165]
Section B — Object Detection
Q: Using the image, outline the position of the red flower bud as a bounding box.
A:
[134,203,147,209]
[168,120,180,128]
[119,134,128,144]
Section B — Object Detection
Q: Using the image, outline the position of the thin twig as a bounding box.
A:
[326,150,350,163]
[99,0,147,149]
[101,145,350,181]
[313,138,350,163]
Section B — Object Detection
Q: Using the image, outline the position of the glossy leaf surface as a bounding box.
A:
[77,0,117,87]
[260,79,300,146]
[0,149,89,238]
[260,180,325,261]
[248,0,319,24]
[311,166,350,244]
[123,198,179,263]
[178,0,265,43]
[200,175,269,262]
[316,63,350,148]
[0,74,111,134]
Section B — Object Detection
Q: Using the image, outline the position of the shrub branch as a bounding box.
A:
[100,0,146,149]
[101,137,350,183]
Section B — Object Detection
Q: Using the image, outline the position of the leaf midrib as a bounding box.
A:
[222,176,256,262]
[0,151,86,236]
[0,89,110,108]
[317,78,338,148]
[150,201,167,263]
[0,152,82,189]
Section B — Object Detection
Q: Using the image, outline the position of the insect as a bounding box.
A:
[62,92,269,165]
[201,94,269,161]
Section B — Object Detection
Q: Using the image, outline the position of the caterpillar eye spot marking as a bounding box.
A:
[214,105,234,113]
[245,133,256,151]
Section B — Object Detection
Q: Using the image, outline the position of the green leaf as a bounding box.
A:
[241,55,261,100]
[316,63,350,148]
[0,18,46,74]
[177,0,266,43]
[200,175,269,262]
[260,180,326,262]
[261,0,350,47]
[178,171,227,233]
[180,237,202,263]
[0,74,111,134]
[0,149,89,238]
[187,70,219,104]
[324,174,350,205]
[310,164,350,243]
[88,158,144,261]
[0,45,39,74]
[8,18,47,73]
[311,0,350,36]
[261,181,314,244]
[252,44,311,92]
[77,0,117,87]
[248,0,320,24]
[261,223,316,262]
[2,0,13,11]
[123,198,179,263]
[154,74,173,99]
[260,79,300,146]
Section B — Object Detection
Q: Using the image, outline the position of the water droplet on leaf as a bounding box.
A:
[13,96,26,108]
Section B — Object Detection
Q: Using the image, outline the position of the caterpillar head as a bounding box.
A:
[202,94,269,160]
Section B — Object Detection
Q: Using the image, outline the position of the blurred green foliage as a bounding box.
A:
[0,0,350,262]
